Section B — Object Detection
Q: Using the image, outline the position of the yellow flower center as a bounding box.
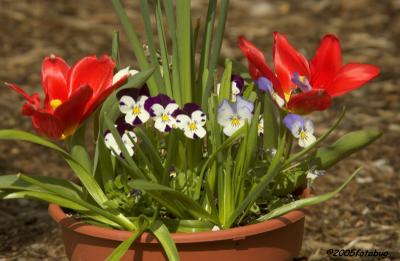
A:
[189,122,197,131]
[300,130,307,140]
[50,99,62,110]
[132,105,141,115]
[231,115,240,127]
[161,113,169,122]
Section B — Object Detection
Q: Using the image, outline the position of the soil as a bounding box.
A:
[0,0,399,260]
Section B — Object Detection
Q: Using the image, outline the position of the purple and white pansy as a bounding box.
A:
[117,85,151,125]
[283,114,316,148]
[217,74,245,101]
[175,103,207,139]
[257,76,285,108]
[104,118,137,157]
[144,94,179,133]
[217,96,254,136]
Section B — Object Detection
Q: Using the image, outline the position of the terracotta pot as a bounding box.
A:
[49,203,307,261]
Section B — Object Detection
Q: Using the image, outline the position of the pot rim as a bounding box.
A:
[48,204,306,244]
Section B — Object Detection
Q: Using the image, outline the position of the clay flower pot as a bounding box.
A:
[49,204,307,261]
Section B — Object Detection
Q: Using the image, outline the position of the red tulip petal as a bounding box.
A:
[6,82,41,109]
[30,111,64,139]
[310,35,342,89]
[237,36,283,96]
[54,85,93,136]
[327,63,380,97]
[287,89,332,115]
[83,75,127,119]
[273,32,310,94]
[41,55,69,107]
[68,55,115,97]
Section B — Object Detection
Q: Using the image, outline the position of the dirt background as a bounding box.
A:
[0,0,399,260]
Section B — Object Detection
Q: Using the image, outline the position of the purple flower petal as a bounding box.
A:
[291,72,312,92]
[144,94,176,117]
[115,116,134,134]
[231,74,245,93]
[283,114,304,131]
[257,77,273,93]
[117,85,150,101]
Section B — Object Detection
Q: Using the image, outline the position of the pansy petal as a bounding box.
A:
[327,63,380,97]
[119,96,135,114]
[165,103,179,114]
[194,126,207,139]
[287,89,332,115]
[154,118,168,132]
[304,119,314,134]
[137,110,150,124]
[176,114,191,130]
[150,104,165,117]
[223,123,243,137]
[310,35,342,89]
[236,96,254,113]
[217,100,234,126]
[191,110,207,126]
[299,133,316,148]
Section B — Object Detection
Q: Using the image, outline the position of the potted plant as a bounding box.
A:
[0,1,380,260]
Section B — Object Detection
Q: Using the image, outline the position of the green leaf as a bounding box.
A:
[4,191,88,211]
[176,0,192,103]
[226,130,287,228]
[106,220,146,261]
[111,31,120,69]
[0,130,108,207]
[111,0,159,95]
[308,130,382,170]
[155,0,173,97]
[129,180,219,224]
[202,0,230,107]
[257,167,362,221]
[139,0,165,91]
[149,220,180,261]
[163,0,182,104]
[218,59,232,103]
[263,93,278,149]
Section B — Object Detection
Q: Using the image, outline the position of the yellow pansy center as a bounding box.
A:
[300,130,307,140]
[231,115,240,127]
[50,99,62,110]
[161,113,170,122]
[132,105,141,115]
[189,122,197,131]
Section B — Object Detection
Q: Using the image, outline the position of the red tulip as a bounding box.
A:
[7,55,128,139]
[238,33,380,114]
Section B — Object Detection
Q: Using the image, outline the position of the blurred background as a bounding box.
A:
[0,0,398,260]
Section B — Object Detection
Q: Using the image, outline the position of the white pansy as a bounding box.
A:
[176,109,207,139]
[104,131,137,157]
[119,95,150,125]
[151,103,179,132]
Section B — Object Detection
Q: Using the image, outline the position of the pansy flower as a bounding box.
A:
[238,33,380,114]
[217,74,245,101]
[257,76,285,108]
[217,96,254,136]
[144,94,179,132]
[175,103,207,139]
[283,114,316,147]
[258,115,264,136]
[104,117,137,157]
[117,85,150,125]
[7,55,130,139]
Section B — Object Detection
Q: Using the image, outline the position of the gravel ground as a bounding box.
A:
[0,0,399,260]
